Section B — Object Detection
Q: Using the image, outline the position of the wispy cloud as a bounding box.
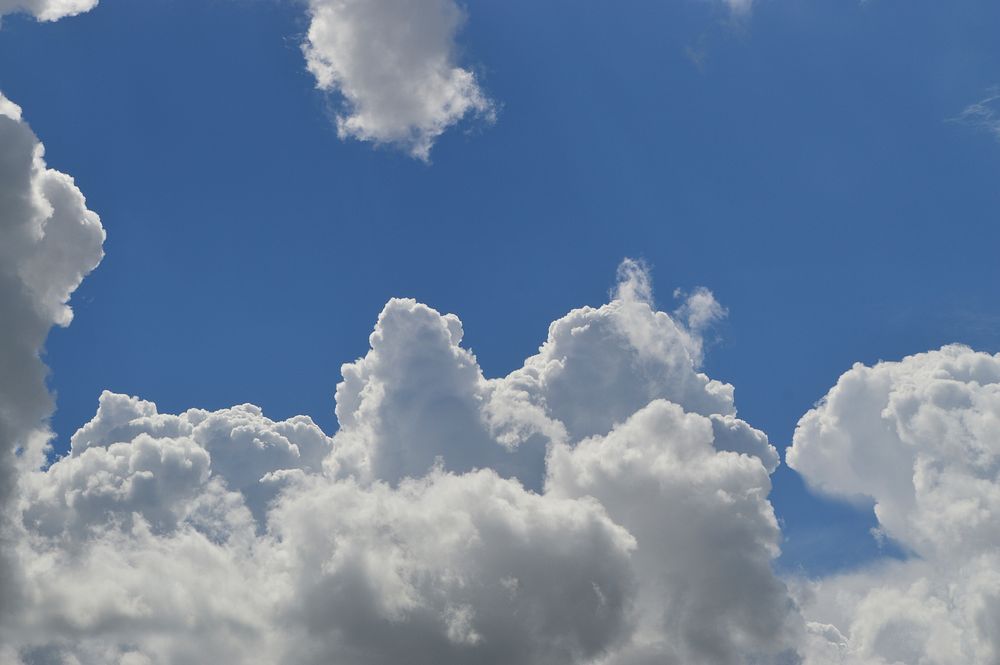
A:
[949,87,1000,143]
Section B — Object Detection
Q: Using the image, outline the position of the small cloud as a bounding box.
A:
[0,0,98,23]
[302,0,495,161]
[684,37,709,73]
[949,87,1000,143]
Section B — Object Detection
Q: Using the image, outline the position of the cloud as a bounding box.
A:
[950,87,1000,143]
[20,391,332,538]
[302,0,494,160]
[5,261,802,664]
[0,92,105,633]
[327,258,748,488]
[788,345,1000,664]
[270,469,637,665]
[722,0,753,16]
[0,0,97,22]
[547,401,798,664]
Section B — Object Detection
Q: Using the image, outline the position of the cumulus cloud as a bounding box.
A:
[0,92,105,631]
[21,391,332,538]
[0,0,97,22]
[302,0,494,160]
[270,469,637,665]
[328,258,748,487]
[788,345,1000,664]
[547,401,797,664]
[4,261,804,664]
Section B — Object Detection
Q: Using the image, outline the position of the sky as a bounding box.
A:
[2,1,1000,663]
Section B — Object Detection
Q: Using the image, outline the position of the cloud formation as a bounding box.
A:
[3,262,804,664]
[302,0,494,160]
[789,345,1000,664]
[951,88,1000,144]
[0,92,105,634]
[0,0,97,22]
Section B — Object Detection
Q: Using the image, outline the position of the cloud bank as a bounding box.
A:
[4,8,1000,663]
[302,0,494,160]
[789,345,1000,664]
[2,260,808,664]
[3,114,999,661]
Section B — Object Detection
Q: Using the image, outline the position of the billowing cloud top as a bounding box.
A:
[2,258,805,664]
[0,92,105,630]
[789,346,1000,664]
[303,0,494,160]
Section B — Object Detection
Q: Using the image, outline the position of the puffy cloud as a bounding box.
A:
[302,0,494,160]
[0,92,104,630]
[788,345,1000,559]
[6,261,802,664]
[0,0,97,22]
[20,390,332,540]
[270,469,637,665]
[488,259,741,452]
[327,297,506,484]
[328,258,753,488]
[11,395,638,665]
[12,517,272,664]
[547,400,797,664]
[788,345,1000,664]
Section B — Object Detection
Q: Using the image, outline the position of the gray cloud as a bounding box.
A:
[0,93,104,635]
[547,400,797,664]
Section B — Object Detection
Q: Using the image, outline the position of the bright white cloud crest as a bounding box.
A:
[303,0,494,160]
[789,346,1000,664]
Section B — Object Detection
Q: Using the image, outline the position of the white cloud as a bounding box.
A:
[20,391,332,539]
[302,0,494,160]
[5,261,802,664]
[0,92,105,632]
[493,259,737,447]
[0,0,97,22]
[327,258,747,489]
[788,345,1000,664]
[950,88,1000,144]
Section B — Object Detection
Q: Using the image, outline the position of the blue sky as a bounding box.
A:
[3,0,1000,579]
